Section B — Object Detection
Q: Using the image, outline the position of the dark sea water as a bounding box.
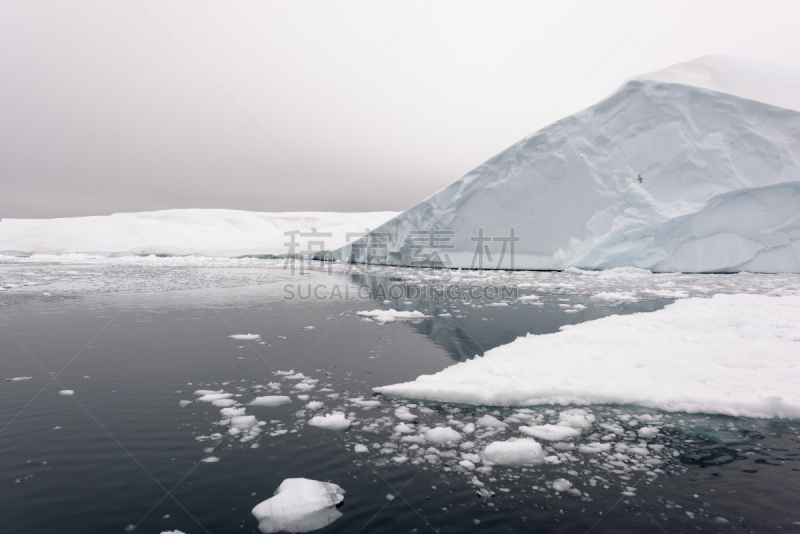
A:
[1,271,799,534]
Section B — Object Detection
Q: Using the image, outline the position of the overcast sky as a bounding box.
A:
[1,0,799,218]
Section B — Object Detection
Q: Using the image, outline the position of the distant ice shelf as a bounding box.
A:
[0,209,398,258]
[337,56,800,273]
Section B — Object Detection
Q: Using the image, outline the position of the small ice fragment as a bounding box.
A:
[251,478,344,533]
[250,396,292,407]
[481,439,546,466]
[6,377,33,382]
[519,424,580,441]
[179,400,193,407]
[638,426,659,438]
[423,427,462,444]
[201,457,219,463]
[552,478,572,492]
[354,444,368,453]
[59,390,74,396]
[308,412,351,430]
[229,334,260,340]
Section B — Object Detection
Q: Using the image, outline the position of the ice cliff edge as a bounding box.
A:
[337,56,800,273]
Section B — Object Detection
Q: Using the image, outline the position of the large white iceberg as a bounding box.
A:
[251,478,345,533]
[0,210,397,257]
[338,56,800,273]
[375,294,800,419]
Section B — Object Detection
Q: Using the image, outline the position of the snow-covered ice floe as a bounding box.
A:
[251,478,345,533]
[0,210,397,257]
[338,56,800,273]
[376,294,800,418]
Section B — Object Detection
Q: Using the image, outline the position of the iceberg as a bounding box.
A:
[0,209,397,258]
[374,294,800,419]
[337,56,800,273]
[251,478,345,533]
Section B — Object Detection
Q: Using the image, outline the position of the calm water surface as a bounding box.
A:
[1,270,798,533]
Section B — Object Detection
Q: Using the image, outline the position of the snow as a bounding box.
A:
[251,478,345,534]
[0,210,398,257]
[250,396,292,407]
[336,56,800,273]
[355,309,429,324]
[375,294,800,418]
[481,439,546,466]
[308,412,351,430]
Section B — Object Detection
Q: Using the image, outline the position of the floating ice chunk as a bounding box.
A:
[306,401,324,410]
[354,444,368,453]
[552,478,573,492]
[230,416,258,430]
[195,391,232,402]
[519,424,580,441]
[462,423,475,434]
[201,457,219,463]
[458,460,475,470]
[638,426,659,438]
[293,383,315,392]
[6,377,33,381]
[481,439,545,466]
[212,399,237,407]
[356,309,429,324]
[475,414,507,428]
[59,390,74,396]
[423,427,462,444]
[558,410,595,429]
[179,400,193,407]
[297,395,310,401]
[308,412,351,430]
[229,334,260,340]
[394,423,415,434]
[161,530,186,534]
[251,478,345,534]
[221,407,246,417]
[591,292,639,302]
[350,398,382,408]
[250,396,292,407]
[578,442,612,454]
[394,407,417,421]
[517,295,539,302]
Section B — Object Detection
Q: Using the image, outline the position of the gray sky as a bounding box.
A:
[2,0,799,218]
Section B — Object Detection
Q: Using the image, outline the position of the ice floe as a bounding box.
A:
[375,294,800,418]
[251,478,345,533]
